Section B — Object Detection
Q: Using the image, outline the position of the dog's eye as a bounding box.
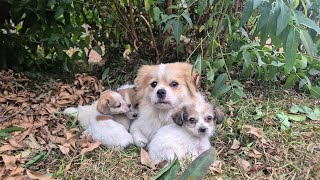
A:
[150,81,157,88]
[207,116,213,121]
[127,104,131,108]
[189,118,196,124]
[116,103,121,108]
[134,103,139,108]
[170,81,179,88]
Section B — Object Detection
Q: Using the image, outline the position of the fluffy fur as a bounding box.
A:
[130,62,204,147]
[148,102,224,165]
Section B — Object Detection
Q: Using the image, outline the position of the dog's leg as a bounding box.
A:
[130,126,149,147]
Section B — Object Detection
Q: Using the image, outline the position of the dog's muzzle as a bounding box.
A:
[157,89,166,99]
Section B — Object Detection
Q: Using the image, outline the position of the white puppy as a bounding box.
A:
[148,102,224,165]
[130,62,204,147]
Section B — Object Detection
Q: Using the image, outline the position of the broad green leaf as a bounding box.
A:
[161,14,178,23]
[163,19,175,34]
[299,29,315,57]
[180,147,216,180]
[295,10,320,34]
[300,54,308,69]
[211,73,231,97]
[267,2,281,36]
[102,67,110,80]
[253,49,265,66]
[165,164,180,179]
[289,105,299,113]
[54,5,65,19]
[310,86,320,98]
[182,11,193,28]
[276,113,290,130]
[287,114,306,122]
[144,0,154,11]
[253,0,263,9]
[242,50,252,74]
[234,88,247,98]
[256,2,271,32]
[197,0,207,14]
[47,0,56,6]
[299,76,311,89]
[271,61,285,67]
[309,68,320,76]
[153,158,179,180]
[289,0,299,9]
[276,1,290,35]
[240,0,253,27]
[63,60,69,72]
[152,7,162,22]
[1,126,25,133]
[24,152,47,168]
[172,19,183,44]
[213,59,225,69]
[195,54,202,76]
[284,74,298,89]
[231,80,242,87]
[93,45,102,56]
[284,28,300,73]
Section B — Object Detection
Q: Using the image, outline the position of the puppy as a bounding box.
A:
[114,84,139,130]
[147,102,224,165]
[130,62,204,147]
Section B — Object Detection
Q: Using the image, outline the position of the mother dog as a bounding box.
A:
[130,62,204,147]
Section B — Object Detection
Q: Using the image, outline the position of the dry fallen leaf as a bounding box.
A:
[9,167,25,176]
[230,139,240,150]
[80,141,101,155]
[25,133,41,149]
[140,148,155,169]
[26,170,52,180]
[238,158,251,171]
[0,144,19,153]
[18,128,32,142]
[58,145,70,155]
[8,138,24,148]
[2,155,17,170]
[243,125,263,139]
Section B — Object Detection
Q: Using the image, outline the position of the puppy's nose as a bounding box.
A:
[198,127,207,133]
[133,113,138,118]
[157,89,166,99]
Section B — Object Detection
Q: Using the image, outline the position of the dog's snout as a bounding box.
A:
[198,127,207,133]
[133,113,138,118]
[157,89,166,99]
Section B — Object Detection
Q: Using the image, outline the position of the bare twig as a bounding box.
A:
[129,0,139,44]
[140,15,160,63]
[0,109,23,122]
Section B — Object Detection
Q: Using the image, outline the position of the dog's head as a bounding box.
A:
[117,84,139,120]
[171,102,224,138]
[97,90,130,115]
[134,62,199,110]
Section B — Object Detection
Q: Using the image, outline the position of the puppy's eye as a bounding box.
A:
[128,104,131,108]
[116,103,121,108]
[134,103,139,108]
[170,81,179,88]
[150,81,157,88]
[207,116,213,122]
[189,118,196,124]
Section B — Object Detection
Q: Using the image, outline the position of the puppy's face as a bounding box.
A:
[134,63,199,110]
[118,87,139,120]
[172,103,224,138]
[97,90,130,115]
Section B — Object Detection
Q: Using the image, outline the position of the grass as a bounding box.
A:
[46,85,319,179]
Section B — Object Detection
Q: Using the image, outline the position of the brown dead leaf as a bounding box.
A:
[0,144,19,153]
[26,170,52,180]
[15,149,31,159]
[238,158,251,171]
[8,138,24,148]
[2,155,17,170]
[0,166,5,177]
[230,139,240,150]
[80,141,101,155]
[58,145,70,155]
[25,133,41,149]
[18,128,32,142]
[140,148,155,169]
[9,167,25,176]
[243,125,263,139]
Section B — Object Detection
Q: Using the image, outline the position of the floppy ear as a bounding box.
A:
[97,97,111,114]
[214,106,224,124]
[172,106,188,126]
[134,65,153,100]
[186,71,200,98]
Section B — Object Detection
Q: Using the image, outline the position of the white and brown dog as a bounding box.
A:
[148,102,224,165]
[130,62,204,147]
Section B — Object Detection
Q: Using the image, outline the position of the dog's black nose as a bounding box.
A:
[157,89,166,99]
[133,113,138,118]
[199,127,207,133]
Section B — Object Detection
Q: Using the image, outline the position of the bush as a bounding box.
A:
[0,0,319,97]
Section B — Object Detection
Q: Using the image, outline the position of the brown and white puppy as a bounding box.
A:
[113,84,139,130]
[148,102,224,165]
[130,62,205,147]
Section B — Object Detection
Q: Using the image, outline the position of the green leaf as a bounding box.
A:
[253,0,263,9]
[242,50,252,74]
[299,29,315,57]
[93,45,102,56]
[165,164,180,179]
[310,86,320,98]
[180,147,216,180]
[234,87,247,98]
[276,113,290,130]
[289,104,299,113]
[153,158,179,180]
[172,19,183,44]
[256,2,271,32]
[195,54,202,76]
[253,49,265,66]
[240,0,253,27]
[276,1,290,35]
[54,5,65,19]
[287,114,306,122]
[1,126,25,133]
[284,28,300,73]
[299,76,311,89]
[24,152,47,168]
[152,7,162,22]
[63,59,69,72]
[182,11,192,28]
[211,73,231,97]
[102,67,109,81]
[144,0,154,12]
[300,54,308,69]
[284,74,298,89]
[295,10,320,34]
[197,0,207,13]
[47,0,56,6]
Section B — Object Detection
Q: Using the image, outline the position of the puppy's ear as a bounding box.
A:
[214,106,224,124]
[172,106,188,126]
[134,65,153,99]
[97,96,111,114]
[186,70,200,98]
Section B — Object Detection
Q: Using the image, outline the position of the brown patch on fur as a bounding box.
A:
[96,115,114,121]
[214,106,224,124]
[97,90,117,114]
[118,88,137,107]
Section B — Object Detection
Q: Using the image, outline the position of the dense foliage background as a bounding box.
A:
[0,0,319,98]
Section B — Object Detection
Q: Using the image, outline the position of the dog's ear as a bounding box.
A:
[214,106,224,124]
[134,65,153,99]
[172,106,188,126]
[97,94,111,114]
[186,70,200,98]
